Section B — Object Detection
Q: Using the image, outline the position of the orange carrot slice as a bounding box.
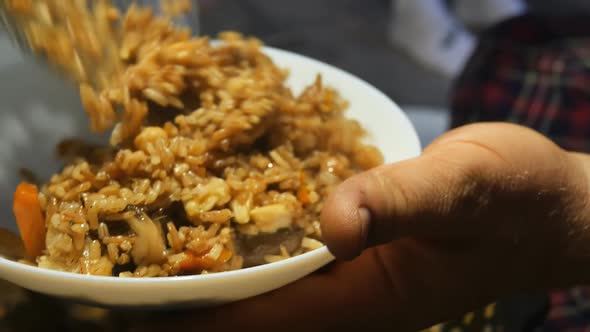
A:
[297,172,311,205]
[179,252,216,271]
[297,186,310,205]
[218,247,233,264]
[179,248,233,272]
[13,182,46,258]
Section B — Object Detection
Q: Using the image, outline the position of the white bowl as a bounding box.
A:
[0,44,421,308]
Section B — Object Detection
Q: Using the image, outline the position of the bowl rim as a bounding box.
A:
[0,44,421,285]
[0,246,334,284]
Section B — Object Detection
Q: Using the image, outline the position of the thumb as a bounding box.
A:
[320,123,569,260]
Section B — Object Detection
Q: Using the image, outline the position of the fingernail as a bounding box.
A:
[358,207,371,253]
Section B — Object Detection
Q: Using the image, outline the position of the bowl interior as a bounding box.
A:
[0,39,421,306]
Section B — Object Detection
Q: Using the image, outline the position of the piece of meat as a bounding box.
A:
[234,228,304,267]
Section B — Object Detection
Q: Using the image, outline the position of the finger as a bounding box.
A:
[321,145,502,259]
[321,123,567,260]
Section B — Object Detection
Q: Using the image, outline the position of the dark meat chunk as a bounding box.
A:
[111,262,136,277]
[235,228,304,267]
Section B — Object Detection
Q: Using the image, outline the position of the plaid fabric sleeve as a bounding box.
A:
[451,15,590,152]
[449,14,590,332]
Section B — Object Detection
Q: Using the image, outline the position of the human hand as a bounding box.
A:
[137,123,590,331]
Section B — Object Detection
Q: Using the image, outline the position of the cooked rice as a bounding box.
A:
[9,1,384,277]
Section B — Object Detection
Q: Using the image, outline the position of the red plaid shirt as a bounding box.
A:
[452,15,590,153]
[449,14,590,332]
